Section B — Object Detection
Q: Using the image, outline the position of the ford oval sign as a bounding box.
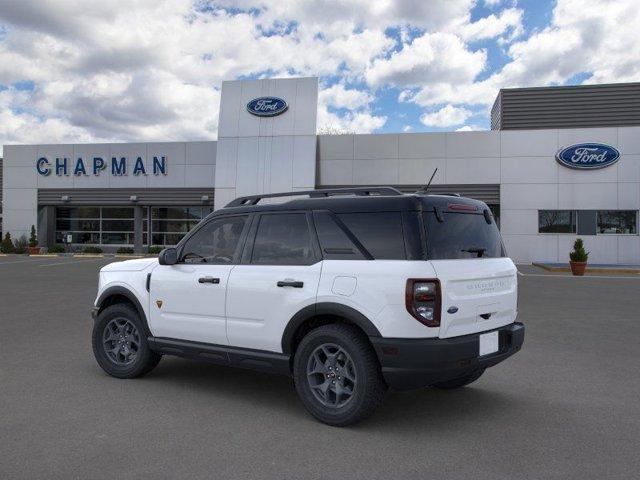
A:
[556,143,620,170]
[246,97,288,117]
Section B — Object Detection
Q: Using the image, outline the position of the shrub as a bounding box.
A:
[117,247,135,254]
[13,235,28,254]
[148,245,164,254]
[569,238,589,262]
[82,246,103,254]
[48,244,66,253]
[29,225,38,247]
[1,233,15,253]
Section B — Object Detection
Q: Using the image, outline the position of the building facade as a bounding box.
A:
[2,77,639,264]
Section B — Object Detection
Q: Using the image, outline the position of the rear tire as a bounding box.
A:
[293,324,387,427]
[92,303,161,379]
[432,369,485,389]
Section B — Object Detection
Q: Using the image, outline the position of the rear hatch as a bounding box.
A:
[422,201,518,338]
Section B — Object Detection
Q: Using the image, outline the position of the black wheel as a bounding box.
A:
[431,369,485,389]
[92,303,161,379]
[293,324,387,427]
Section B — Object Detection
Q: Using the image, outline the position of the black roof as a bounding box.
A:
[211,187,489,217]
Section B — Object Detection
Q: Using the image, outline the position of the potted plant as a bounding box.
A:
[28,225,40,255]
[569,238,589,276]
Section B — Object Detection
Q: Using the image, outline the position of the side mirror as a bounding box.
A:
[158,247,178,265]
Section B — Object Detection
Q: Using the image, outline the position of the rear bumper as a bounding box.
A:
[370,322,524,390]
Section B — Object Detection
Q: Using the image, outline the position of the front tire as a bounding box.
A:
[92,303,161,379]
[293,324,387,427]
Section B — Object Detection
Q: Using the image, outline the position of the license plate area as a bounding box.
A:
[479,331,499,356]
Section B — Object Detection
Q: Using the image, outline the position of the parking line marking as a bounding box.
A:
[0,258,53,265]
[39,258,109,267]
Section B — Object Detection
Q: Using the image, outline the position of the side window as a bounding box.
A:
[251,213,316,265]
[337,212,406,260]
[313,212,365,260]
[180,216,248,264]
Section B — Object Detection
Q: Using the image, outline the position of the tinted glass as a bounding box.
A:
[251,214,315,265]
[313,212,365,260]
[180,216,248,264]
[424,212,505,259]
[539,210,576,233]
[597,210,637,234]
[337,212,406,260]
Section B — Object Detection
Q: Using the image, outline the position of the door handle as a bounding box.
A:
[198,277,220,284]
[277,280,304,288]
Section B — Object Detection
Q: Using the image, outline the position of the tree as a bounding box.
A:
[29,225,38,247]
[1,232,15,253]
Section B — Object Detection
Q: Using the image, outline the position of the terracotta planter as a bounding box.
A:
[569,261,587,276]
[27,246,41,255]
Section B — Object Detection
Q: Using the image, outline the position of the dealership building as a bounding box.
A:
[1,78,639,264]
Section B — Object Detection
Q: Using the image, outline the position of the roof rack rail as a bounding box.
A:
[225,186,403,207]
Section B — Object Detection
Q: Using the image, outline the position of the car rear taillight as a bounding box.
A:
[405,279,441,327]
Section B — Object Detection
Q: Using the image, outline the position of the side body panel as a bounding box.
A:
[226,263,322,351]
[317,260,442,339]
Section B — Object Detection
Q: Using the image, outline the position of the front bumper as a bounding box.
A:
[370,322,524,390]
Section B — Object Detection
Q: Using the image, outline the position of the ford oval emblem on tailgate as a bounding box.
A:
[447,306,459,314]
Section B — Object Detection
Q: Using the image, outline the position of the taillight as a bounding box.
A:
[405,279,441,327]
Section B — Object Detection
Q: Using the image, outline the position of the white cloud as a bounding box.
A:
[420,105,472,127]
[319,84,373,110]
[456,124,483,131]
[366,32,486,87]
[0,0,639,150]
[402,125,412,132]
[458,7,523,42]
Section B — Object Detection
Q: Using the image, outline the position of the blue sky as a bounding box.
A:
[0,0,638,150]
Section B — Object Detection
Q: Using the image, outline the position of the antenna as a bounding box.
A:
[418,168,438,193]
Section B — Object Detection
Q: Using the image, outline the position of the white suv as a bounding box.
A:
[91,187,524,426]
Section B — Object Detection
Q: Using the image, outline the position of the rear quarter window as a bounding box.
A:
[424,211,505,260]
[337,212,406,260]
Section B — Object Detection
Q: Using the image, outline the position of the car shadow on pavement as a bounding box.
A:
[109,356,526,430]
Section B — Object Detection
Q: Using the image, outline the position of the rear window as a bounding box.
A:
[424,212,505,260]
[337,212,406,260]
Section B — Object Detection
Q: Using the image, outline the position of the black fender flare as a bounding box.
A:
[281,302,381,354]
[95,286,151,337]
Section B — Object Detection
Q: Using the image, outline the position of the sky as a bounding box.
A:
[0,0,639,155]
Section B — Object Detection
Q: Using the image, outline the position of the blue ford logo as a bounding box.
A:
[556,143,620,170]
[246,97,288,117]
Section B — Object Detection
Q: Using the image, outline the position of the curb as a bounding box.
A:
[532,262,640,275]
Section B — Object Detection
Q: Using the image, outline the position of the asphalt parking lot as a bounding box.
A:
[1,256,639,479]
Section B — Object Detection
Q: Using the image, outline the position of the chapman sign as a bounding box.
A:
[246,97,288,117]
[556,143,620,170]
[36,156,168,177]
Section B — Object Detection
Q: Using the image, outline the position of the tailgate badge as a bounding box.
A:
[447,306,459,314]
[156,300,163,309]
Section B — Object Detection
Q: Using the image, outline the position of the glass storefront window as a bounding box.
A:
[597,211,638,234]
[55,207,135,245]
[149,206,213,247]
[538,210,577,233]
[54,205,214,246]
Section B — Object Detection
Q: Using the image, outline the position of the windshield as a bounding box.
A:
[423,211,505,260]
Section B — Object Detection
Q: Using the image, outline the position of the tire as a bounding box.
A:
[431,369,485,389]
[293,324,387,427]
[92,303,161,379]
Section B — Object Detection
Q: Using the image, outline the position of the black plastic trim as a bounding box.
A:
[94,286,151,337]
[371,322,525,390]
[148,337,291,376]
[281,303,382,354]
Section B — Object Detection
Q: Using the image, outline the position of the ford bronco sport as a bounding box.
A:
[91,187,524,426]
